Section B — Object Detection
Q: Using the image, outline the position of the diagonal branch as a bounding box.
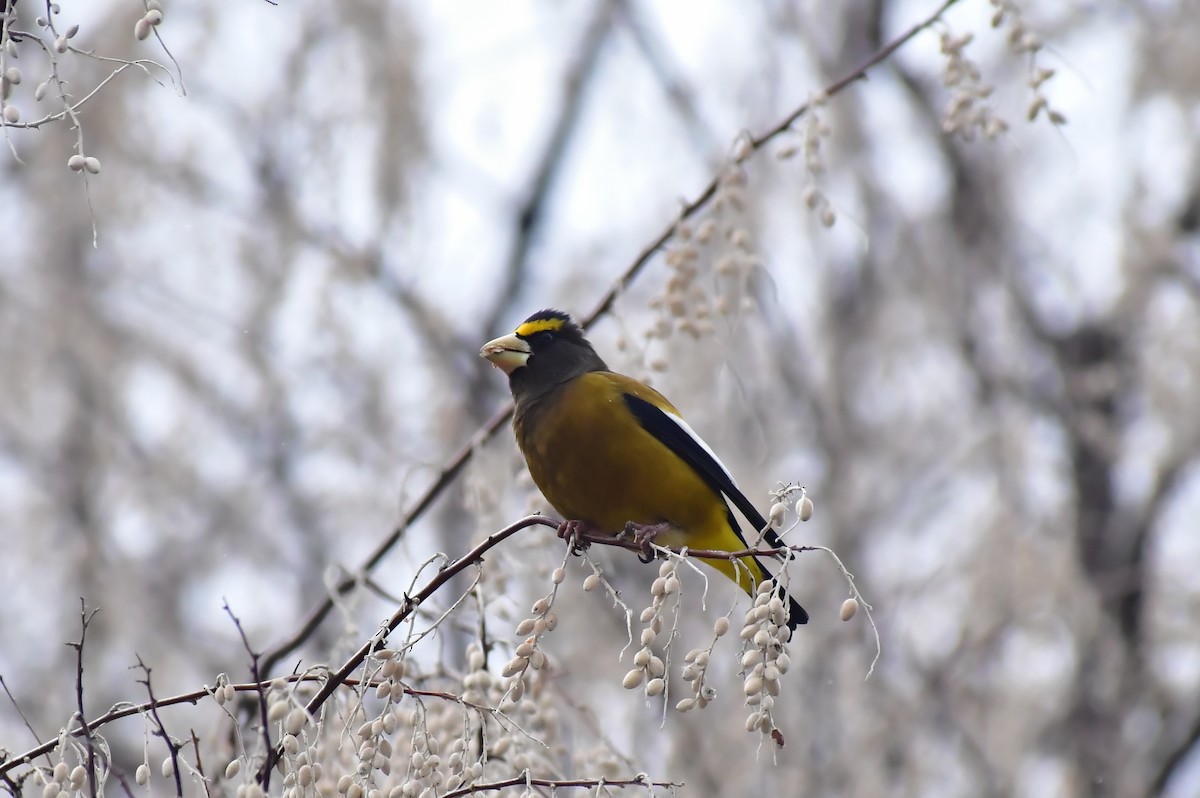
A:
[442,774,682,797]
[256,515,556,782]
[260,402,516,674]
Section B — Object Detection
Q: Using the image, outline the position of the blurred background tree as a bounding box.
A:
[1,1,1198,796]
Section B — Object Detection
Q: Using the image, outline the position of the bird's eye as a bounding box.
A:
[533,331,554,346]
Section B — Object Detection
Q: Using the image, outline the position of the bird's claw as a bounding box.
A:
[622,521,671,563]
[557,520,593,555]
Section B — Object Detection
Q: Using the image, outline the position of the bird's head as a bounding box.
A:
[480,309,607,400]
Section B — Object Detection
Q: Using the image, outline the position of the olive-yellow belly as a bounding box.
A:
[514,371,768,592]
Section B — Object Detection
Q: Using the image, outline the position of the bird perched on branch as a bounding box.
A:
[481,308,807,630]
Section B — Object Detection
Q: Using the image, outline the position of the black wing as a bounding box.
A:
[623,393,789,554]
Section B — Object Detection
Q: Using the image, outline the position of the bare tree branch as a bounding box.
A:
[134,657,184,798]
[67,601,100,798]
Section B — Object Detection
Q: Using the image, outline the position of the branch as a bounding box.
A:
[566,528,816,561]
[255,515,558,782]
[4,512,542,785]
[67,600,100,798]
[222,603,272,793]
[0,674,506,778]
[259,403,516,674]
[442,774,682,798]
[577,0,963,329]
[259,0,961,674]
[188,730,211,798]
[1155,710,1200,795]
[0,674,49,768]
[134,658,184,798]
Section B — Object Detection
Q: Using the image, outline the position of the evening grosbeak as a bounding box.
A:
[482,309,807,629]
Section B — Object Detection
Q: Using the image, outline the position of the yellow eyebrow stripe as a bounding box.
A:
[515,318,565,338]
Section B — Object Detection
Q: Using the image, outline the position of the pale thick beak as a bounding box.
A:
[480,333,531,375]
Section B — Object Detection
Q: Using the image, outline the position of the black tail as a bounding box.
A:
[785,592,809,629]
[766,571,809,630]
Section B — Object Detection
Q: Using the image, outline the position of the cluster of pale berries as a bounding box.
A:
[645,167,762,353]
[501,568,563,702]
[235,657,412,798]
[264,677,336,797]
[621,558,679,697]
[612,555,800,741]
[0,6,105,170]
[939,30,1008,141]
[942,3,1065,140]
[778,94,838,228]
[27,761,91,798]
[0,0,163,166]
[675,617,729,712]
[134,1,166,42]
[376,722,442,798]
[374,648,496,798]
[739,581,793,739]
[0,5,83,126]
[989,0,1065,126]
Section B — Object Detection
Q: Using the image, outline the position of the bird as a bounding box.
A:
[480,308,808,630]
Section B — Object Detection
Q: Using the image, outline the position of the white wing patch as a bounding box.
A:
[663,409,737,486]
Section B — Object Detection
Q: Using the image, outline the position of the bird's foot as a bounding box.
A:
[621,521,672,563]
[557,519,595,555]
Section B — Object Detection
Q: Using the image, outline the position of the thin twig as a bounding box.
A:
[189,730,211,798]
[0,675,49,767]
[112,771,136,798]
[135,657,184,798]
[222,603,273,792]
[67,600,100,798]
